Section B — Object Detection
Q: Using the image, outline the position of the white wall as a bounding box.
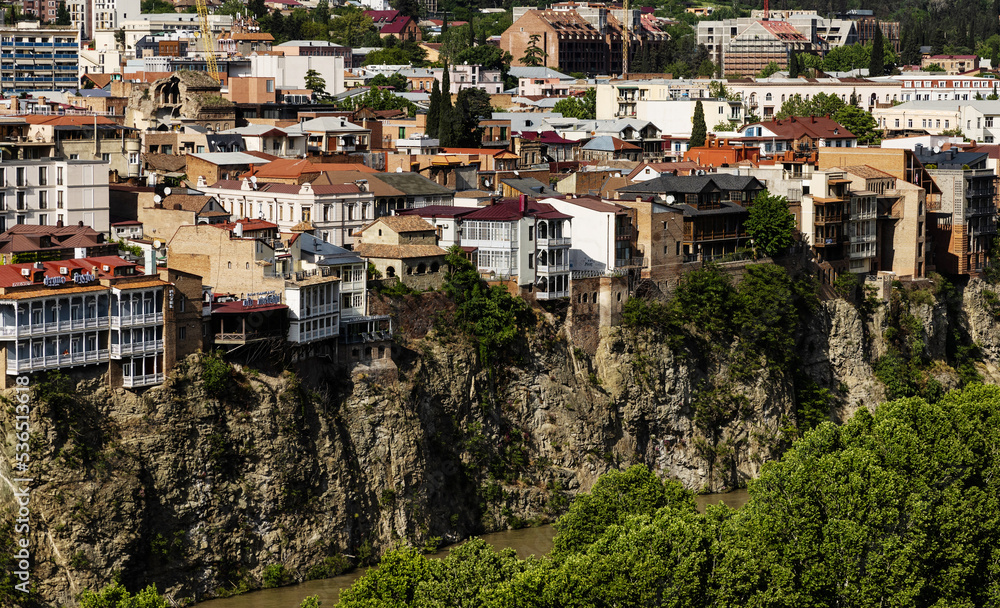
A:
[541,199,612,271]
[249,55,345,95]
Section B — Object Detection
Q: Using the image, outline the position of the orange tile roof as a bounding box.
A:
[115,279,170,290]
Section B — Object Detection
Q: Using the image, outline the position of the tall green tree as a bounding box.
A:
[690,100,707,147]
[426,79,441,139]
[303,69,327,98]
[869,23,885,76]
[832,104,880,144]
[744,190,797,258]
[438,62,454,145]
[521,33,547,67]
[55,1,71,25]
[788,51,800,78]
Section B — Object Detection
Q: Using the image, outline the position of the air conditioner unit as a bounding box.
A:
[102,264,110,271]
[20,268,30,277]
[59,266,68,275]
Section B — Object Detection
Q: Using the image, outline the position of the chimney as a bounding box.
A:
[144,247,155,275]
[519,194,526,212]
[78,221,84,227]
[56,219,63,227]
[811,116,816,123]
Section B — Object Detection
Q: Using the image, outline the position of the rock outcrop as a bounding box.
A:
[4,278,1000,605]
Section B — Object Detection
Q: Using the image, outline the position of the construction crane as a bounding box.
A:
[196,0,220,83]
[622,0,630,78]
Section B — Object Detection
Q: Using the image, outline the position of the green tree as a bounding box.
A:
[362,46,412,65]
[55,1,71,25]
[689,99,707,147]
[788,51,800,78]
[426,79,441,139]
[78,583,168,608]
[870,23,885,76]
[438,61,454,144]
[338,547,432,608]
[758,61,781,77]
[304,69,327,98]
[369,73,408,91]
[521,33,547,67]
[552,89,596,119]
[248,0,266,17]
[552,464,696,558]
[454,45,511,72]
[833,104,880,145]
[775,92,846,120]
[312,0,329,25]
[139,0,173,13]
[744,190,796,258]
[217,0,245,15]
[347,87,418,116]
[299,596,321,608]
[328,9,376,47]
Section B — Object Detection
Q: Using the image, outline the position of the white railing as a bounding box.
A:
[6,316,111,337]
[300,304,338,318]
[110,312,164,328]
[850,234,877,244]
[297,326,338,343]
[6,348,109,374]
[537,289,570,300]
[110,339,164,357]
[536,263,570,274]
[123,372,164,388]
[537,237,570,247]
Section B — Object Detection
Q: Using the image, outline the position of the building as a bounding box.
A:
[0,23,80,93]
[402,197,574,299]
[799,169,878,282]
[353,216,447,288]
[617,174,766,262]
[921,55,979,74]
[0,256,176,389]
[186,152,272,187]
[221,124,308,158]
[299,116,371,155]
[580,136,642,162]
[0,159,110,233]
[447,64,504,95]
[25,115,141,180]
[542,196,640,273]
[891,73,998,102]
[137,193,231,245]
[217,31,275,56]
[737,116,858,156]
[197,175,377,248]
[276,40,352,69]
[0,225,118,264]
[873,100,1000,143]
[93,0,142,41]
[502,6,623,75]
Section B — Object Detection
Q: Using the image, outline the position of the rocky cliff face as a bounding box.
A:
[5,279,1000,605]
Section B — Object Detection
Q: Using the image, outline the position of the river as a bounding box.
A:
[196,489,750,608]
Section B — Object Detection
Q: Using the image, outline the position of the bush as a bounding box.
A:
[202,350,231,397]
[300,596,322,608]
[833,272,859,299]
[79,583,168,608]
[305,555,352,581]
[262,563,292,588]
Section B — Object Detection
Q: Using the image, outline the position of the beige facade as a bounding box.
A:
[353,216,447,288]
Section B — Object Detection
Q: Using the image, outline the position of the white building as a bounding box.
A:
[197,176,376,248]
[92,0,142,46]
[104,13,233,56]
[891,73,1000,102]
[448,64,504,95]
[541,197,637,273]
[0,160,110,234]
[221,124,308,158]
[873,100,1000,142]
[248,55,346,96]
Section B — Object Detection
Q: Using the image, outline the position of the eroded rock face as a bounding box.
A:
[7,281,1000,605]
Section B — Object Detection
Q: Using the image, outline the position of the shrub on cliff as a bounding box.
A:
[442,245,534,364]
[78,583,168,608]
[202,350,232,397]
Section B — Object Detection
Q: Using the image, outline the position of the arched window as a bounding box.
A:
[430,262,439,273]
[386,266,396,277]
[406,266,413,275]
[538,222,548,239]
[765,92,772,101]
[417,262,427,274]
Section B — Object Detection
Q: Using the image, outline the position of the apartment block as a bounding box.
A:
[0,23,80,93]
[0,159,110,234]
[0,256,173,390]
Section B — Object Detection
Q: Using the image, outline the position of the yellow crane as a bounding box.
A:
[196,0,220,83]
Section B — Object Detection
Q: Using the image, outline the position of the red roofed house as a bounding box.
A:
[0,255,190,389]
[736,115,857,156]
[0,224,118,265]
[723,20,814,77]
[366,10,422,42]
[400,196,573,300]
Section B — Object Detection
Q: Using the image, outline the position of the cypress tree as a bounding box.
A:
[690,100,707,148]
[439,62,454,146]
[788,52,800,78]
[869,23,884,77]
[427,79,441,139]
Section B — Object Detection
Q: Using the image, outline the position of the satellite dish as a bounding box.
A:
[164,187,172,196]
[396,167,403,172]
[250,175,257,183]
[153,194,162,204]
[153,239,162,249]
[933,146,941,154]
[666,195,676,204]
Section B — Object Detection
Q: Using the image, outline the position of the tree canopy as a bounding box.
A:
[689,100,707,147]
[338,382,1000,608]
[744,190,797,258]
[552,89,596,119]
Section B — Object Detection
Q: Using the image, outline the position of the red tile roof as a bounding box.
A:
[748,115,855,140]
[380,16,415,34]
[463,200,572,222]
[758,20,809,42]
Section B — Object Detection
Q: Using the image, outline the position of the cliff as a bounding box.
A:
[3,277,999,605]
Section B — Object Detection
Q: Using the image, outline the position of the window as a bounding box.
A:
[266,79,274,93]
[17,192,25,210]
[178,326,186,340]
[765,92,772,101]
[945,120,950,128]
[101,153,110,162]
[16,167,24,187]
[718,106,724,114]
[988,117,995,128]
[39,191,47,209]
[894,118,900,128]
[38,167,47,185]
[908,119,913,128]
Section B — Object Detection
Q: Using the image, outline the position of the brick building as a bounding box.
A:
[502,8,623,75]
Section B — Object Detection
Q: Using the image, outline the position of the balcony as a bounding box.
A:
[971,224,998,235]
[5,316,111,338]
[849,249,876,260]
[537,263,569,274]
[615,256,645,268]
[110,339,164,357]
[684,230,740,242]
[851,210,878,220]
[615,227,636,240]
[814,235,842,247]
[299,303,339,319]
[814,214,843,225]
[967,206,996,217]
[536,289,570,300]
[7,348,109,374]
[123,372,164,388]
[537,236,570,247]
[297,325,339,343]
[111,312,164,328]
[214,329,284,345]
[849,234,877,244]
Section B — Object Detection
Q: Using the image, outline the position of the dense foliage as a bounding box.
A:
[340,383,1000,607]
[552,89,596,119]
[744,191,797,258]
[442,245,533,365]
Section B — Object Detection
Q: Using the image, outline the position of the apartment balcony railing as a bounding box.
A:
[615,256,645,268]
[971,225,998,235]
[110,339,164,357]
[1,316,110,337]
[110,312,164,328]
[615,227,636,240]
[7,348,109,374]
[852,211,878,220]
[536,289,570,300]
[849,249,876,260]
[297,325,338,343]
[214,329,284,344]
[850,234,877,244]
[536,263,570,274]
[814,214,843,225]
[814,235,842,247]
[123,372,164,388]
[537,236,570,247]
[967,205,996,217]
